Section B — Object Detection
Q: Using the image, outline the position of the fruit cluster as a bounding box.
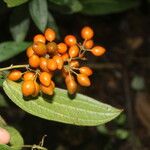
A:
[8,26,106,96]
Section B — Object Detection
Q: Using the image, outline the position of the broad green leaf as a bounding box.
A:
[47,12,60,39]
[0,144,15,150]
[48,0,83,13]
[3,0,29,7]
[9,6,30,42]
[80,0,140,15]
[4,126,24,148]
[0,41,30,62]
[3,80,122,126]
[29,0,48,32]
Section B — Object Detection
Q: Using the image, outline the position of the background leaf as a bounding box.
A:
[29,0,48,32]
[0,41,30,62]
[3,0,29,7]
[48,0,83,13]
[9,5,30,42]
[80,0,140,15]
[3,80,122,126]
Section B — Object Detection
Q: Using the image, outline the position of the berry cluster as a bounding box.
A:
[8,26,106,96]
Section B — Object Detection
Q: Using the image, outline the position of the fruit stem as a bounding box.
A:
[0,64,29,72]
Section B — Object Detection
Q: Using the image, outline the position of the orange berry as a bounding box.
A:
[7,70,22,81]
[68,45,79,58]
[79,67,93,76]
[84,39,94,49]
[39,72,51,87]
[70,60,79,68]
[46,42,57,54]
[61,53,69,61]
[29,54,40,68]
[65,74,75,83]
[47,59,57,71]
[53,55,64,70]
[23,72,35,81]
[33,81,40,97]
[22,80,35,96]
[33,34,46,43]
[40,83,54,95]
[81,26,94,40]
[62,67,69,78]
[32,42,47,56]
[64,35,77,47]
[26,46,34,58]
[57,42,67,54]
[77,73,91,87]
[65,75,77,94]
[44,28,56,42]
[91,46,106,56]
[39,57,49,72]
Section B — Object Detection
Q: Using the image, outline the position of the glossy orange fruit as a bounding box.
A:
[44,28,56,42]
[47,42,57,54]
[33,81,40,97]
[70,60,79,68]
[79,66,93,76]
[26,46,34,58]
[23,72,35,81]
[84,39,94,49]
[39,72,51,86]
[47,59,57,71]
[91,46,106,56]
[39,57,49,72]
[81,26,94,40]
[53,55,64,70]
[40,83,54,95]
[7,70,22,81]
[64,35,77,47]
[57,42,67,54]
[68,45,79,58]
[33,34,46,43]
[29,54,40,68]
[61,53,69,61]
[32,42,47,56]
[22,80,35,96]
[77,73,91,87]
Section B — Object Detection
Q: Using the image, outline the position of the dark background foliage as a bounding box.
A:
[0,0,150,149]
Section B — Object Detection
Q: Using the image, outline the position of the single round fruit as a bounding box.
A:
[32,42,47,56]
[23,72,35,81]
[0,128,10,144]
[65,75,77,94]
[47,42,57,54]
[61,53,69,61]
[29,54,40,68]
[39,72,51,86]
[44,28,56,42]
[84,39,94,49]
[26,46,34,57]
[39,57,49,72]
[81,26,94,40]
[33,34,46,43]
[33,81,40,97]
[57,42,67,54]
[91,46,106,56]
[22,80,35,96]
[7,70,22,81]
[65,74,75,83]
[70,60,79,68]
[53,55,64,70]
[47,59,57,71]
[64,35,77,47]
[77,73,91,87]
[79,66,93,76]
[68,45,79,58]
[40,83,54,95]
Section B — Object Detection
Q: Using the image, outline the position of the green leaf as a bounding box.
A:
[3,80,122,126]
[4,126,24,148]
[0,41,30,62]
[0,144,15,150]
[48,0,83,13]
[29,0,48,32]
[3,0,29,7]
[9,6,30,42]
[80,0,140,15]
